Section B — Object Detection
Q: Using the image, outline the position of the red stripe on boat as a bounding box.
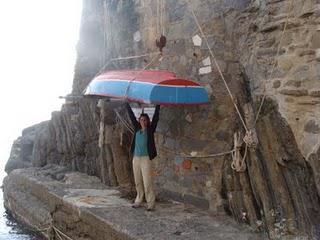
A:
[95,70,200,86]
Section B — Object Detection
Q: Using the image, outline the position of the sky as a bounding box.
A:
[0,1,83,169]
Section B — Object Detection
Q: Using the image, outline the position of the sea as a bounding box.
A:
[0,169,43,240]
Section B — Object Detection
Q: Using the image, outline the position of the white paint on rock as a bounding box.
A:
[192,34,202,46]
[185,114,192,123]
[133,31,141,42]
[199,66,212,75]
[190,151,198,157]
[202,57,211,66]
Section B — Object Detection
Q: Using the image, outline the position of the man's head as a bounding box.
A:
[139,113,150,129]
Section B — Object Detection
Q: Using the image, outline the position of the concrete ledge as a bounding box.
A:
[3,167,266,240]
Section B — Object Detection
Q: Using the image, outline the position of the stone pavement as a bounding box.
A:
[3,166,267,240]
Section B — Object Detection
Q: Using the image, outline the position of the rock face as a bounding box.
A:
[5,122,48,173]
[4,0,320,239]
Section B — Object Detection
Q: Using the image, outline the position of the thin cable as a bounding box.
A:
[253,0,294,126]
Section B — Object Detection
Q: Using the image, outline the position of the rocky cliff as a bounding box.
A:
[4,0,320,239]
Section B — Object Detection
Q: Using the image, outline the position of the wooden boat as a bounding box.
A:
[84,70,209,106]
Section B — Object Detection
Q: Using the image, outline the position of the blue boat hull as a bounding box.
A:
[85,79,209,106]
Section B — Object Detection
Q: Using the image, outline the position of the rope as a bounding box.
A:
[52,226,74,240]
[113,50,159,135]
[187,1,293,171]
[176,132,252,173]
[156,135,247,174]
[109,52,160,61]
[34,223,75,240]
[102,1,108,69]
[55,229,64,240]
[188,6,249,133]
[94,52,161,79]
[114,109,134,134]
[243,130,257,148]
[231,132,247,172]
[157,0,160,36]
[187,3,254,172]
[35,225,52,239]
[161,0,166,35]
[160,0,162,36]
[123,53,161,99]
[180,150,235,159]
[253,0,294,126]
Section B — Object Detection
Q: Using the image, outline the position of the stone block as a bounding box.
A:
[297,49,315,57]
[181,139,208,152]
[215,130,230,142]
[278,55,293,72]
[201,37,225,53]
[292,65,310,80]
[316,63,320,80]
[304,120,320,134]
[170,39,186,55]
[284,80,302,88]
[279,89,309,96]
[223,0,251,10]
[311,31,320,49]
[257,47,285,57]
[309,90,320,97]
[182,159,192,170]
[167,22,184,40]
[204,84,213,95]
[168,0,187,23]
[158,189,210,210]
[164,137,180,150]
[273,80,281,88]
[316,49,320,61]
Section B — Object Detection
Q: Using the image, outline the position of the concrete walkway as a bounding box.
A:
[3,166,267,240]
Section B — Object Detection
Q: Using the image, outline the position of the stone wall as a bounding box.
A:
[6,0,320,239]
[75,0,320,237]
[234,0,320,187]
